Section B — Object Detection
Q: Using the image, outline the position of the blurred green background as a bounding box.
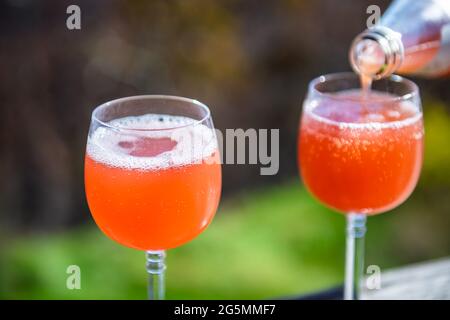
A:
[0,0,449,299]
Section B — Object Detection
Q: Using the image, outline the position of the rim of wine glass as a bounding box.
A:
[91,95,212,132]
[308,72,419,102]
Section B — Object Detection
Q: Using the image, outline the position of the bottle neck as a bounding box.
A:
[349,26,404,79]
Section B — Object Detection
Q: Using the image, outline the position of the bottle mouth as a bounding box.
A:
[349,26,404,80]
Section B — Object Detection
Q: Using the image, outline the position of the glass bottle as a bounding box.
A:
[350,0,450,79]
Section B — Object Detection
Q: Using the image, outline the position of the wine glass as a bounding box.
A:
[298,73,423,299]
[85,95,222,299]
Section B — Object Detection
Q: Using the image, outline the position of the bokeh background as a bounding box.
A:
[0,0,449,299]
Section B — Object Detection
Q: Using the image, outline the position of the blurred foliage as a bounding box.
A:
[1,101,448,299]
[421,102,450,185]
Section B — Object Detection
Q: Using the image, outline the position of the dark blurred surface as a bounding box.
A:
[0,0,449,231]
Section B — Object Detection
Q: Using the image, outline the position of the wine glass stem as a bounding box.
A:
[344,213,367,300]
[146,250,166,300]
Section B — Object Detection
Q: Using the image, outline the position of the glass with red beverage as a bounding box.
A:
[85,95,222,299]
[298,73,423,299]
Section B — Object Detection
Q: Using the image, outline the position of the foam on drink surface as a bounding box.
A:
[87,114,217,170]
[304,89,423,130]
[302,90,424,162]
